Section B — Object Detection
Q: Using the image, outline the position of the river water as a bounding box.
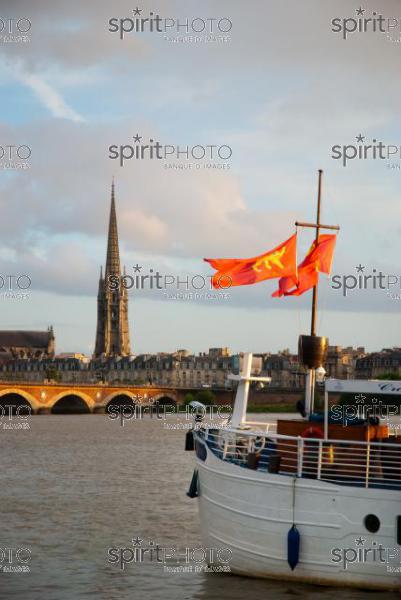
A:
[1,414,399,600]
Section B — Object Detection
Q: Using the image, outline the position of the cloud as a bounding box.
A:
[14,68,85,122]
[122,209,169,249]
[0,104,400,319]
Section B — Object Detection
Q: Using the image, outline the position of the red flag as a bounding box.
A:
[272,234,337,297]
[204,234,297,289]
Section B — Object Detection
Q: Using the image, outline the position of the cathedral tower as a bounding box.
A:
[94,180,131,357]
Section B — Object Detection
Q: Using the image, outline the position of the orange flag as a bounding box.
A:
[272,234,337,297]
[204,234,297,289]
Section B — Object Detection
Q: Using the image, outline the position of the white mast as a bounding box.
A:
[229,353,271,428]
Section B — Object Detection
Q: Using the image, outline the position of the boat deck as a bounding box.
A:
[198,426,401,491]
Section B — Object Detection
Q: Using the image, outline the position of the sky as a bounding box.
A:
[0,0,400,356]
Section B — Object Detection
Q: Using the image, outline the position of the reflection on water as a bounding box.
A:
[0,415,399,600]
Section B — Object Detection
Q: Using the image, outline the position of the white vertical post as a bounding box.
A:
[365,442,370,488]
[324,389,329,439]
[231,353,252,427]
[305,369,313,417]
[297,437,304,477]
[317,440,323,480]
[223,438,228,459]
[310,368,316,414]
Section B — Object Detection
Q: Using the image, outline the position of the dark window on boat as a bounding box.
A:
[364,514,380,533]
[397,516,401,545]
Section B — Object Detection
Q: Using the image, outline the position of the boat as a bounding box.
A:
[185,171,401,590]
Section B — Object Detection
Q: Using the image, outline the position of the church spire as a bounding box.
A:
[105,177,121,278]
[94,179,131,358]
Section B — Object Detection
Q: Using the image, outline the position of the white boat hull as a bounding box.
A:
[195,438,401,590]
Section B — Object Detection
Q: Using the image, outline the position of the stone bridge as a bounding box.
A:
[0,382,180,414]
[0,382,235,414]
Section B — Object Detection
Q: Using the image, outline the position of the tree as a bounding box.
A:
[194,390,216,406]
[183,393,195,407]
[45,368,60,382]
[377,372,401,381]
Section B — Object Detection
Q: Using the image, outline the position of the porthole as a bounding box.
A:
[364,514,380,533]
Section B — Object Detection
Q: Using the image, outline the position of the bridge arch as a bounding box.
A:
[0,388,39,413]
[152,393,177,407]
[50,391,94,414]
[104,391,138,412]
